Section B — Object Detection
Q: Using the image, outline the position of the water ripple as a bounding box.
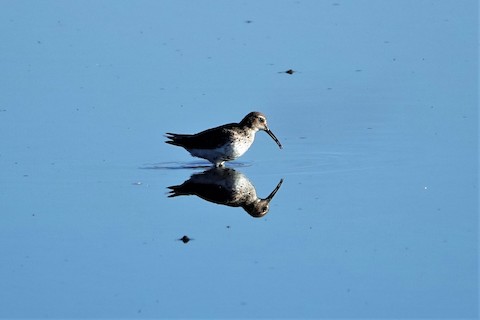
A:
[139,161,253,170]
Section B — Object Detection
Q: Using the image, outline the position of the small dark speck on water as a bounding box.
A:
[284,69,295,74]
[245,20,253,23]
[178,235,191,244]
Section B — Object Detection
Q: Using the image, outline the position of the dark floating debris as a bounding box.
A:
[178,235,191,244]
[245,20,253,24]
[279,69,296,74]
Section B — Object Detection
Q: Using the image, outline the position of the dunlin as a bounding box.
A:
[165,112,282,167]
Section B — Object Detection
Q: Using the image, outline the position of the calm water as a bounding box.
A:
[0,0,478,318]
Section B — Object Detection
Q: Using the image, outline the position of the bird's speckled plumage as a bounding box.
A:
[165,112,282,166]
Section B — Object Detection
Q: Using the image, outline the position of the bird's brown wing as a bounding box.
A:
[165,123,236,149]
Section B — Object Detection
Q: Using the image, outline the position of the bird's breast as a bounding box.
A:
[224,132,254,159]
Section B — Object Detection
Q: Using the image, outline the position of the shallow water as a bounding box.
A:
[0,0,478,318]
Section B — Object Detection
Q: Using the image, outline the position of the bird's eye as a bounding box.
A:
[259,117,265,123]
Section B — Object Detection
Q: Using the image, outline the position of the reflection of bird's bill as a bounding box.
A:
[265,128,283,149]
[265,178,284,201]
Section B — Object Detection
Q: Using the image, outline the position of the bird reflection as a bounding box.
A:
[167,167,283,218]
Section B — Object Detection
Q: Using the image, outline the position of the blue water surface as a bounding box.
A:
[0,0,478,318]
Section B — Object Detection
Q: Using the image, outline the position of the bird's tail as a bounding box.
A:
[165,133,192,146]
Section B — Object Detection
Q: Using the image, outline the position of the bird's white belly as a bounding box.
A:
[222,138,253,159]
[190,134,254,163]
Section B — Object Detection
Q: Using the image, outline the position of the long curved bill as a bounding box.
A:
[266,179,284,201]
[265,128,283,149]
